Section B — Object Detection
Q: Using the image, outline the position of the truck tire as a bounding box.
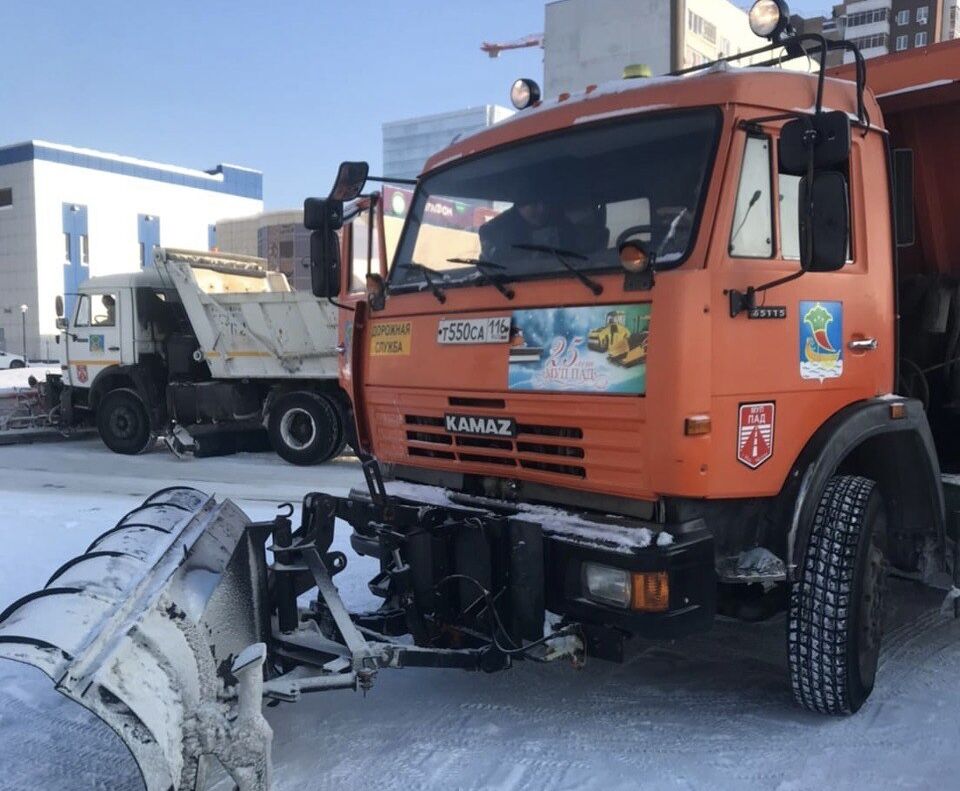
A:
[268,392,341,465]
[788,474,887,715]
[97,388,153,455]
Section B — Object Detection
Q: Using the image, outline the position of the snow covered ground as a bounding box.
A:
[1,439,960,790]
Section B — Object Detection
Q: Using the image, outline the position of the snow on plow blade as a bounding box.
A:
[0,487,273,791]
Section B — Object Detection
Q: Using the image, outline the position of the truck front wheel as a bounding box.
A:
[97,388,153,455]
[789,474,887,715]
[268,392,341,465]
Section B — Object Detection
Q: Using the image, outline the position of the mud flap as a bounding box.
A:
[0,487,273,791]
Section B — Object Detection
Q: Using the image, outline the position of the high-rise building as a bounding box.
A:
[0,140,262,360]
[382,105,514,180]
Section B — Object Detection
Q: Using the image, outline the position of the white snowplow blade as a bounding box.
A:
[0,487,273,791]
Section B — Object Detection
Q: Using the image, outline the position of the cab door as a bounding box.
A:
[709,120,894,498]
[65,290,124,389]
[337,192,400,393]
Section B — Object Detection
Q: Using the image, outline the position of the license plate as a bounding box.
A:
[437,316,511,345]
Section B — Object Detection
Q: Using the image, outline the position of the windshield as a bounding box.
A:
[389,108,720,291]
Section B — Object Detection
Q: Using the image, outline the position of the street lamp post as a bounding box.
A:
[20,304,28,363]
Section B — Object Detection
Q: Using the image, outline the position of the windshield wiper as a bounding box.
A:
[401,262,447,303]
[446,257,515,300]
[512,243,603,296]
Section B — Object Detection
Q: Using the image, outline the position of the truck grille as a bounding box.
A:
[403,414,587,478]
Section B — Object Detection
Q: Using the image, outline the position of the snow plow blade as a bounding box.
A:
[0,487,273,791]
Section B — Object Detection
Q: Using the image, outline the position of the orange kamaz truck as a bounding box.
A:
[3,5,960,787]
[311,25,960,719]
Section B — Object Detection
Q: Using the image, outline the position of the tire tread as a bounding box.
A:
[788,474,876,715]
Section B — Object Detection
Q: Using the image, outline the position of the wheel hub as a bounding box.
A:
[280,407,317,451]
[111,406,137,439]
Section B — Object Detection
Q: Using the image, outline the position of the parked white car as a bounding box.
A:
[0,350,26,369]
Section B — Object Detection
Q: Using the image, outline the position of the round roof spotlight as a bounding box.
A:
[510,78,541,110]
[748,0,791,41]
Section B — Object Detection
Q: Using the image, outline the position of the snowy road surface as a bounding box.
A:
[1,440,960,790]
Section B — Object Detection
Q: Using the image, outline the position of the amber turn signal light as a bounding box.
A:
[619,242,649,273]
[631,571,669,612]
[890,402,906,420]
[684,415,711,435]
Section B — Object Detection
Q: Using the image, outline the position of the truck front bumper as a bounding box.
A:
[340,481,716,644]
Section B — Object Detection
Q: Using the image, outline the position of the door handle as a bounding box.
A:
[108,346,120,351]
[848,337,878,351]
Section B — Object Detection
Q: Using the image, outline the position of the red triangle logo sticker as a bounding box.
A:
[737,402,775,469]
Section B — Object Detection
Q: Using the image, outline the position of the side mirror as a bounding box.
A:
[329,161,369,202]
[304,197,343,232]
[780,111,851,176]
[893,148,915,248]
[55,295,64,318]
[310,229,340,299]
[799,171,848,272]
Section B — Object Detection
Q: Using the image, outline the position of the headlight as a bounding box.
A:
[510,78,541,110]
[582,563,671,612]
[748,0,790,40]
[583,563,631,608]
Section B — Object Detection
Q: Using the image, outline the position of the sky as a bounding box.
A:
[1,1,830,210]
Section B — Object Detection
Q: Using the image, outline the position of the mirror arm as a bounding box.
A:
[366,175,418,186]
[728,270,805,318]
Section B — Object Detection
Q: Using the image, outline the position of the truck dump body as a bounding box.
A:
[159,249,339,380]
[831,44,960,463]
[831,40,960,279]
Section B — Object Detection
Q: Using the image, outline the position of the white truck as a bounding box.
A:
[48,247,350,464]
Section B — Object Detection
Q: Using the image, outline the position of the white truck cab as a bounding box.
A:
[61,270,165,391]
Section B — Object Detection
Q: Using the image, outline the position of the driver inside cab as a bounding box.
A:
[479,199,609,264]
[93,294,116,326]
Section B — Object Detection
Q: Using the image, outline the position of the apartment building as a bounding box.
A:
[805,0,959,64]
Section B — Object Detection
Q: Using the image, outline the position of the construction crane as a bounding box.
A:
[480,32,544,58]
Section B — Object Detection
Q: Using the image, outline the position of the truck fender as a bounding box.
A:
[778,397,945,579]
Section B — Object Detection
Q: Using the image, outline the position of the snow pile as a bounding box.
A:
[0,365,57,391]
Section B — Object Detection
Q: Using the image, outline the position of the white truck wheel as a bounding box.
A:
[268,392,341,465]
[97,388,153,455]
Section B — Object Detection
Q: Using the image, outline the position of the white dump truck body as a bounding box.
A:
[156,248,339,380]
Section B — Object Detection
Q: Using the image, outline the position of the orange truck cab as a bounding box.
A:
[306,15,959,715]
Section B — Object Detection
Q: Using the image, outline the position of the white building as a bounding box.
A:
[544,0,778,97]
[0,141,262,359]
[382,105,515,180]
